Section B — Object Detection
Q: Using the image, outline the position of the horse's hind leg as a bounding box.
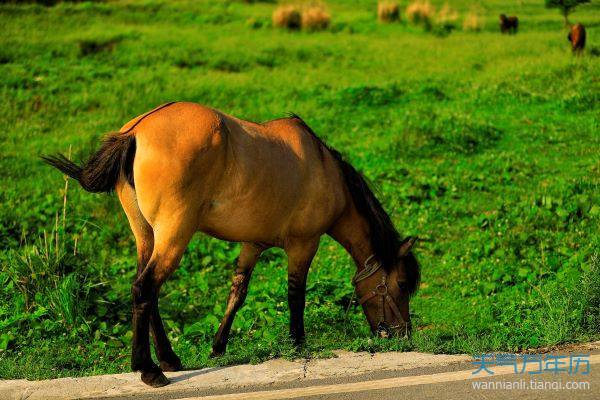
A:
[117,184,184,378]
[212,243,264,356]
[130,210,195,387]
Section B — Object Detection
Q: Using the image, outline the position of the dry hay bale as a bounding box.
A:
[301,3,331,31]
[436,3,458,28]
[462,10,483,32]
[406,1,435,30]
[378,2,400,23]
[272,4,302,30]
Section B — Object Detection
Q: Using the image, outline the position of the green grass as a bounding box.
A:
[1,0,599,380]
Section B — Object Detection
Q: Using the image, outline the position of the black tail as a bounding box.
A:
[42,133,136,193]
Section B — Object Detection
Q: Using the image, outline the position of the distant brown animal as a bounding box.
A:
[499,14,518,34]
[42,102,420,387]
[568,23,586,54]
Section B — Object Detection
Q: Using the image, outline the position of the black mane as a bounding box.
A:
[288,114,420,295]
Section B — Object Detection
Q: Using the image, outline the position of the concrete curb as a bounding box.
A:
[5,342,600,400]
[0,351,470,400]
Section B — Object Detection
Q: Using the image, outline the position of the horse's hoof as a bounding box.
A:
[291,336,305,348]
[160,357,183,372]
[210,347,225,358]
[141,370,170,388]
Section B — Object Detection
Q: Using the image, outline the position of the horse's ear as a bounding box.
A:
[398,236,417,257]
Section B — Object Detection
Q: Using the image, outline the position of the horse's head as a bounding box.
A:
[353,237,420,338]
[499,14,507,22]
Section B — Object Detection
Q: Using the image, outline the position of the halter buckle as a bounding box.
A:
[374,283,388,295]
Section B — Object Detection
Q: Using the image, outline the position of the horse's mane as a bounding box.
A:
[287,114,420,295]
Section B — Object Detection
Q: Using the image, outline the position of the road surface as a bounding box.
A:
[2,343,599,399]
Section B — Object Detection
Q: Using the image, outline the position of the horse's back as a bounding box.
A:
[209,115,347,241]
[127,102,226,155]
[125,102,347,244]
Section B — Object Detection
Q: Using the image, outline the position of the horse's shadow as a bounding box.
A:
[169,366,230,383]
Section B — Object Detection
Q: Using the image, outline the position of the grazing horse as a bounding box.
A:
[499,14,519,34]
[568,23,586,54]
[43,102,420,387]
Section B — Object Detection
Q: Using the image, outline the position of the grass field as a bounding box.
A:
[0,0,599,380]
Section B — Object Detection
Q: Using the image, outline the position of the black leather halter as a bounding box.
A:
[352,255,408,337]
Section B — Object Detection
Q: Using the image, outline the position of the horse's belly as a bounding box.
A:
[197,198,291,244]
[197,193,339,245]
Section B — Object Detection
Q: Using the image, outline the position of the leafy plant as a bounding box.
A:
[581,254,600,333]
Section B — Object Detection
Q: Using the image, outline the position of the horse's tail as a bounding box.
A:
[42,132,136,193]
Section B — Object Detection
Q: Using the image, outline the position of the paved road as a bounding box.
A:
[98,353,600,400]
[3,347,598,399]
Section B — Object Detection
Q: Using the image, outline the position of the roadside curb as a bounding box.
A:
[0,351,470,400]
[4,342,599,400]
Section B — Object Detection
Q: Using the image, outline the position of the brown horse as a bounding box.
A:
[568,23,586,54]
[43,102,420,387]
[499,14,519,34]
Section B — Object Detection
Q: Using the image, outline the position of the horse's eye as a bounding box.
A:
[398,282,408,291]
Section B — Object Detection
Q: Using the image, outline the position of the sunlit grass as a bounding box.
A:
[0,0,598,379]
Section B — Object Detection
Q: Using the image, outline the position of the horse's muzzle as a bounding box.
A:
[377,321,412,339]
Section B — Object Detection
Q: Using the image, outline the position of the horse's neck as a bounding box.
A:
[329,205,374,273]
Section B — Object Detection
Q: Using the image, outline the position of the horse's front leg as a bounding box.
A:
[285,239,319,346]
[212,243,264,356]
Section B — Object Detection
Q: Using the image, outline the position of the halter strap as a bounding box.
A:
[357,285,405,323]
[352,254,382,285]
[352,254,408,329]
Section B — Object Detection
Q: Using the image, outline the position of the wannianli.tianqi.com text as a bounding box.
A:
[472,379,591,391]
